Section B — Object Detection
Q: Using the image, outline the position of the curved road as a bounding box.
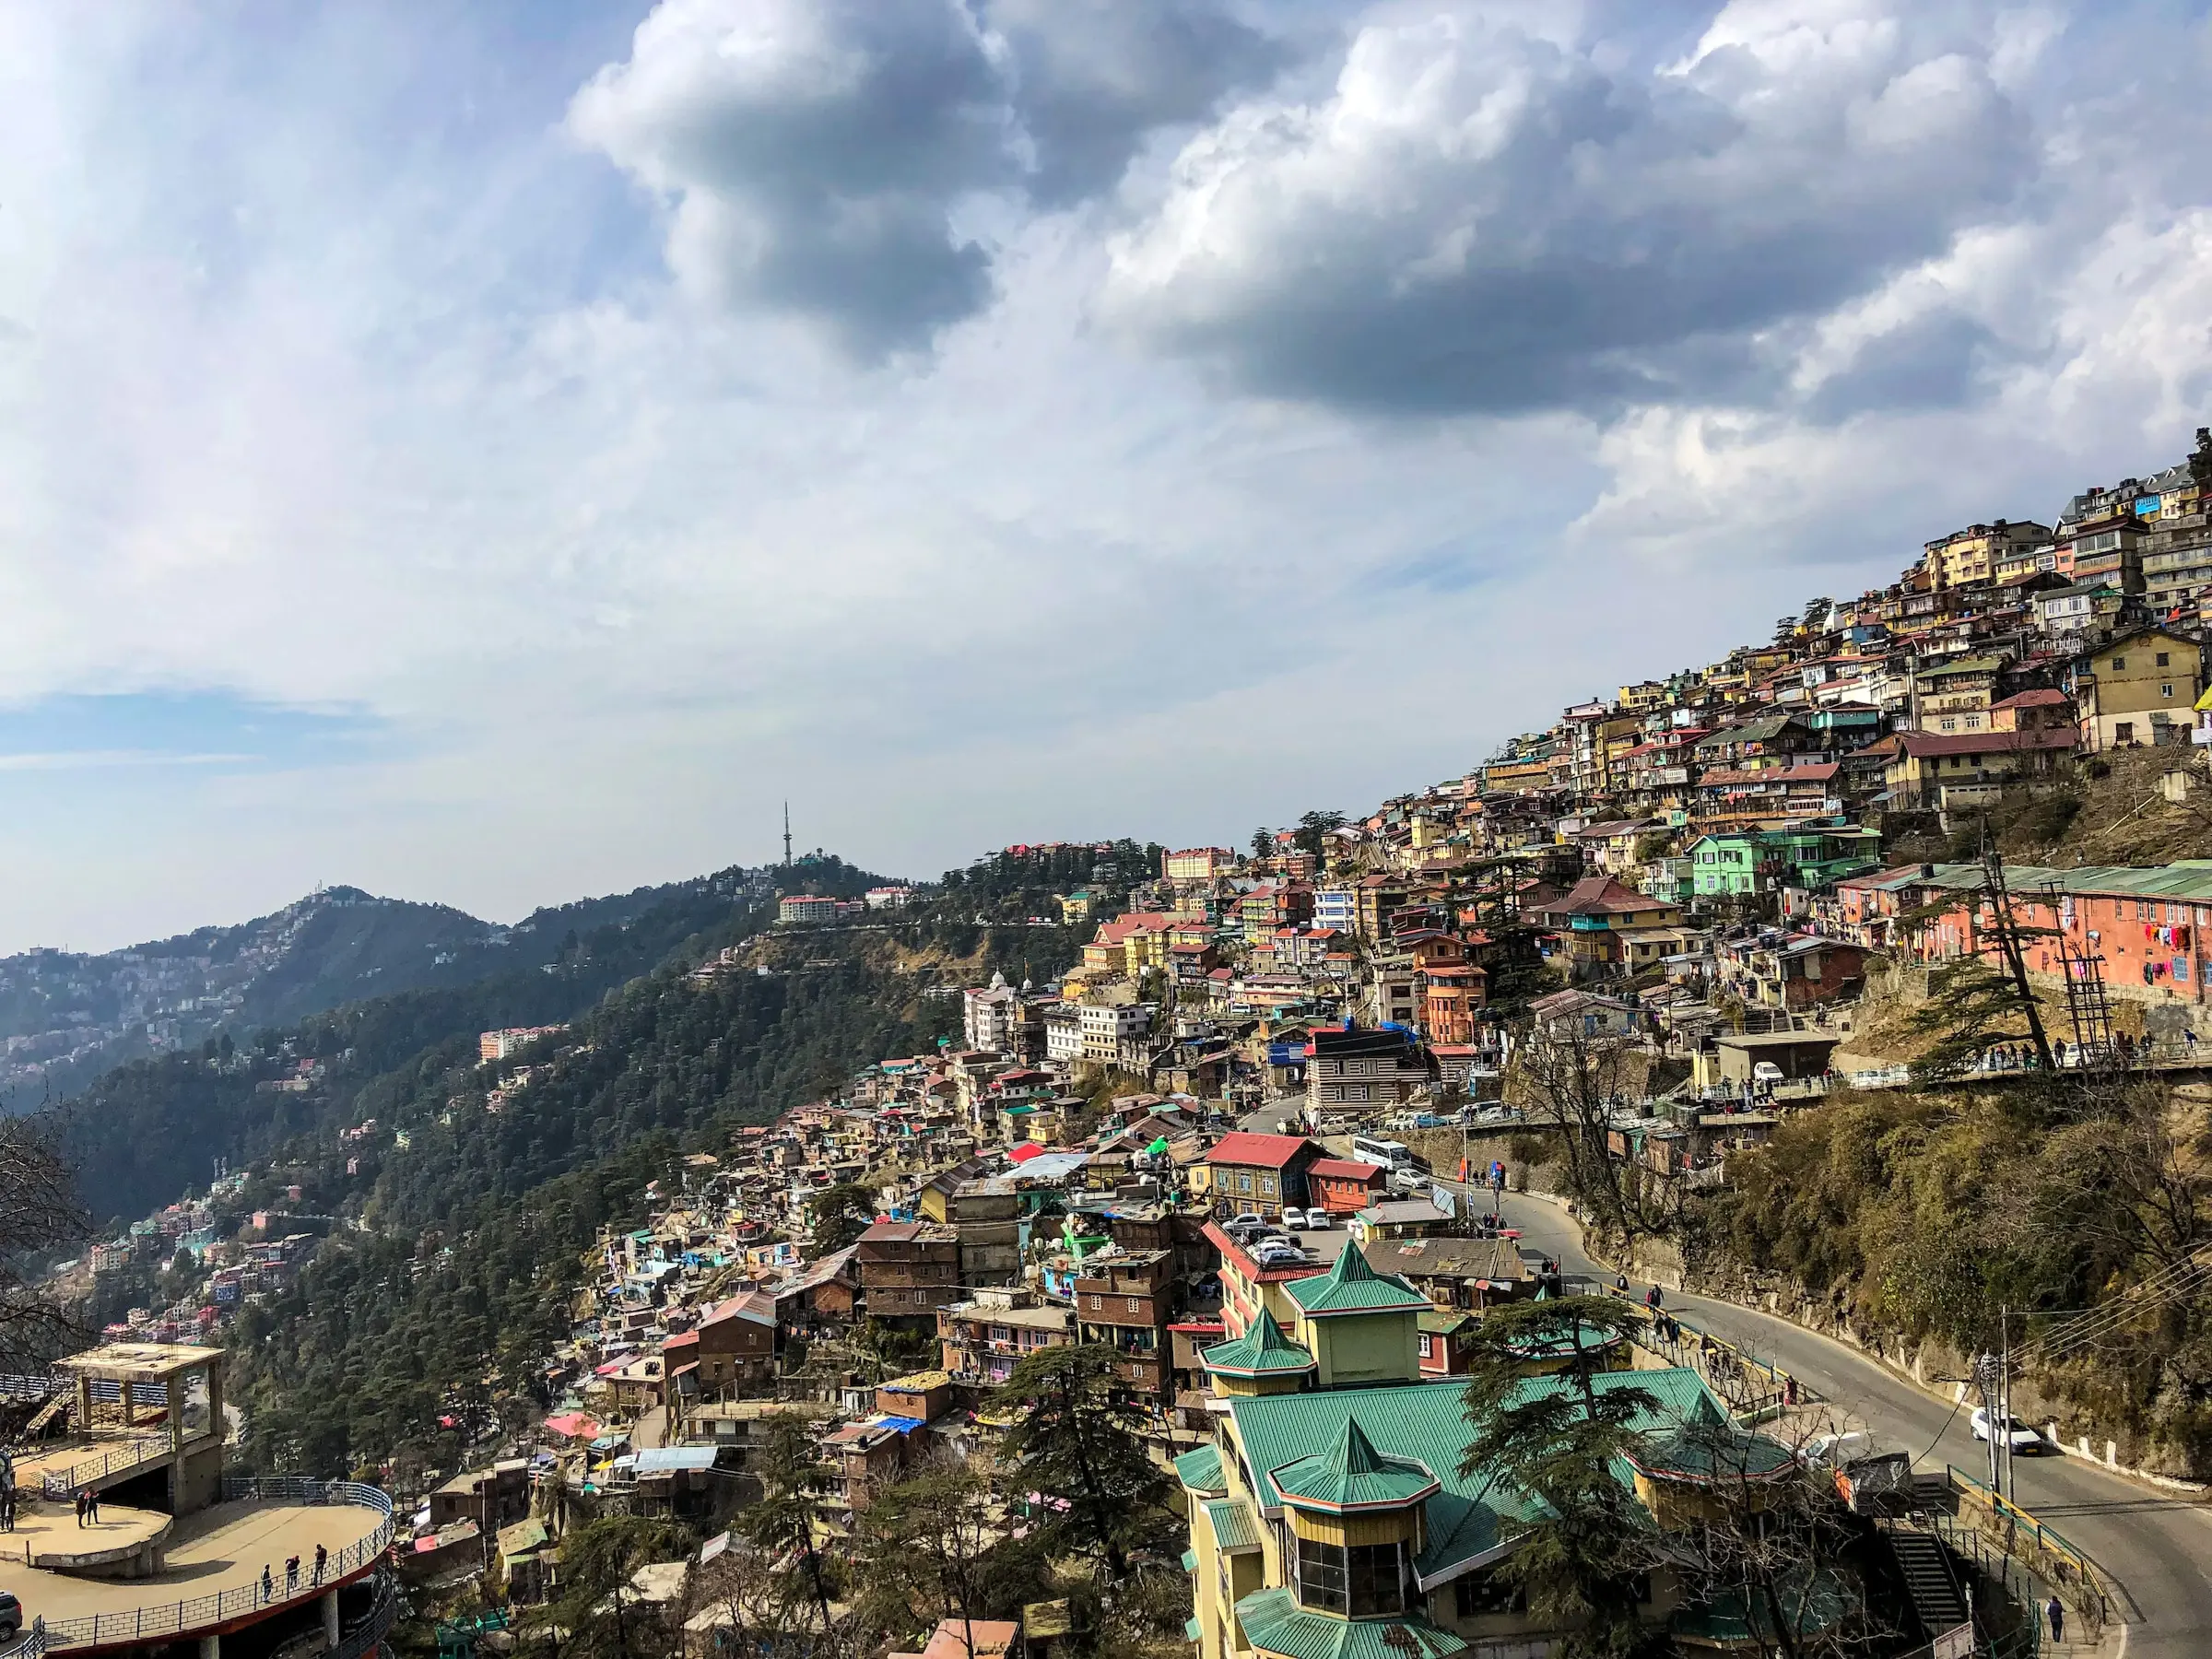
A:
[1471,1174,2212,1654]
[1249,1106,2212,1652]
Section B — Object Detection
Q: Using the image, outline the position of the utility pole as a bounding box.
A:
[783,802,794,868]
[1981,833,2054,1072]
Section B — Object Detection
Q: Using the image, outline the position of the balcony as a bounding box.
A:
[14,1479,394,1653]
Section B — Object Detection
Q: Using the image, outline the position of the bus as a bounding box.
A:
[1350,1135,1413,1170]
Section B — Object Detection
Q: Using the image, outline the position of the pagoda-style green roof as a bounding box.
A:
[1172,1443,1228,1497]
[1203,1308,1317,1379]
[1271,1418,1440,1513]
[1284,1241,1430,1318]
[1234,1589,1465,1659]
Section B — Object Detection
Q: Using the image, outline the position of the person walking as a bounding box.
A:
[286,1554,300,1593]
[262,1565,274,1604]
[313,1543,328,1584]
[2047,1595,2065,1643]
[74,1489,86,1528]
[88,1489,100,1524]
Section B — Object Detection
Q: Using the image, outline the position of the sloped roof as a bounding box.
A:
[1283,1241,1430,1317]
[1172,1443,1228,1497]
[1204,1498,1263,1553]
[1204,1132,1312,1170]
[1233,1588,1465,1659]
[1201,1307,1316,1380]
[1270,1418,1441,1512]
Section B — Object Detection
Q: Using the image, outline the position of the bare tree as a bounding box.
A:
[1514,1022,1671,1241]
[0,1112,93,1368]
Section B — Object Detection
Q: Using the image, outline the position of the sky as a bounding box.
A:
[4,0,2212,952]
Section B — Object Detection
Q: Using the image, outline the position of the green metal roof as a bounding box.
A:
[1203,1308,1318,1378]
[1204,1499,1263,1553]
[1912,859,2212,903]
[1284,1241,1431,1318]
[1233,1589,1465,1659]
[1182,1549,1198,1572]
[1271,1418,1441,1512]
[1173,1443,1228,1497]
[1230,1369,1727,1583]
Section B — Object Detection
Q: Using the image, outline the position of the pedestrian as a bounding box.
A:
[74,1489,86,1529]
[313,1543,328,1584]
[2047,1595,2065,1643]
[262,1565,274,1604]
[287,1554,300,1593]
[88,1489,100,1524]
[1615,1273,1629,1295]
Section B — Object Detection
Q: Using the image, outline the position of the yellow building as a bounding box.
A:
[1924,519,2051,589]
[1180,1242,1827,1659]
[2073,626,2204,751]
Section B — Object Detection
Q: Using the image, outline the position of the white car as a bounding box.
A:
[1302,1207,1335,1230]
[1389,1167,1430,1194]
[1970,1408,2044,1454]
[1251,1241,1306,1268]
[1280,1206,1310,1230]
[1751,1061,1786,1086]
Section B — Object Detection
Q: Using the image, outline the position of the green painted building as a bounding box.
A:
[1686,825,1883,899]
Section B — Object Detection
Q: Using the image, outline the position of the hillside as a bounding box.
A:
[0,865,809,1104]
[59,856,896,1226]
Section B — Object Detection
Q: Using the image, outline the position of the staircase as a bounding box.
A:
[1890,1529,1970,1638]
[22,1391,69,1438]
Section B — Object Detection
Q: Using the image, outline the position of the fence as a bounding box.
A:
[1946,1466,2114,1631]
[37,1438,179,1500]
[33,1479,394,1651]
[1596,1286,1806,1420]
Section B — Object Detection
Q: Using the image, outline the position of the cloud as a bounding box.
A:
[571,0,1285,357]
[1100,0,2036,415]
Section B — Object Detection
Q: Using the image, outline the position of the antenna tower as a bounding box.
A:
[783,803,794,867]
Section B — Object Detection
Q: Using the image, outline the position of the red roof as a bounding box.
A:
[1991,688,2067,709]
[1887,728,2076,758]
[1005,1142,1045,1163]
[1309,1158,1385,1182]
[1204,1132,1312,1170]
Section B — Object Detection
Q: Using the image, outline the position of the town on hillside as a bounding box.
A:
[26,428,2212,1659]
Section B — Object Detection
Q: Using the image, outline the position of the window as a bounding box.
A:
[1455,1571,1525,1618]
[2164,685,2176,700]
[2159,652,2172,666]
[1088,1295,1102,1311]
[1296,1539,1404,1617]
[2113,656,2127,669]
[1126,1297,1142,1314]
[2117,723,2136,743]
[1418,1334,1433,1358]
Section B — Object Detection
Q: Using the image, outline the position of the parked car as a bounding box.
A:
[1280,1206,1310,1230]
[0,1588,20,1643]
[1751,1061,1786,1087]
[1389,1166,1430,1194]
[1251,1241,1306,1267]
[1970,1408,2044,1454]
[1302,1207,1335,1230]
[1226,1212,1268,1233]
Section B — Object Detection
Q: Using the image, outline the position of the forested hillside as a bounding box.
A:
[62,858,884,1224]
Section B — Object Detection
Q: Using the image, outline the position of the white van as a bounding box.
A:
[1352,1135,1414,1170]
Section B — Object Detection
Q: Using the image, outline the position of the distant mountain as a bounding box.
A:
[0,865,794,1103]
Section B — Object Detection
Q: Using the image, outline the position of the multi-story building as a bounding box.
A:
[1078,1001,1153,1066]
[961,980,1018,1052]
[1179,1249,1773,1659]
[776,894,841,925]
[1200,1132,1324,1220]
[1923,519,2050,588]
[853,1221,961,1328]
[2070,627,2203,750]
[936,1288,1077,1384]
[1072,1247,1177,1402]
[1306,1027,1430,1114]
[1162,847,1234,884]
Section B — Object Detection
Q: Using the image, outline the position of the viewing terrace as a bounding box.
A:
[0,1344,394,1659]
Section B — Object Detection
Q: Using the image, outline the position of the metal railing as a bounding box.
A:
[1600,1288,1807,1419]
[1945,1467,2114,1630]
[37,1437,182,1499]
[34,1479,394,1651]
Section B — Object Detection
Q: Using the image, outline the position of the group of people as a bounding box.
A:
[258,1544,330,1602]
[73,1487,101,1527]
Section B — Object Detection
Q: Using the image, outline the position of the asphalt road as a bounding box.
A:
[1235,1101,2212,1649]
[1465,1174,2212,1654]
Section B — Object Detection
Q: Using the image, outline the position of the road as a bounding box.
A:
[1237,1100,2212,1651]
